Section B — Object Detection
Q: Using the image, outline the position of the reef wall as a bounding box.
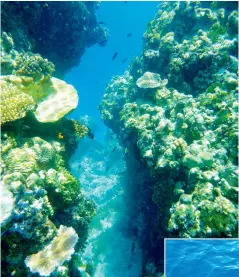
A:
[1,1,108,276]
[99,2,238,275]
[1,1,108,77]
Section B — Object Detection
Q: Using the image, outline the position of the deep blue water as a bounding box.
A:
[65,1,160,142]
[166,240,239,277]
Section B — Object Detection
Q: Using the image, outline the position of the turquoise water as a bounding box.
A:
[166,240,239,277]
[65,1,159,142]
[67,3,160,274]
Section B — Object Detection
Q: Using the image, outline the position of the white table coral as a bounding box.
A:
[25,225,78,276]
[34,77,78,123]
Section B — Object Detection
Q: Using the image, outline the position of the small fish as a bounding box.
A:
[112,52,118,61]
[22,125,30,130]
[11,270,16,276]
[122,58,127,64]
[87,127,95,139]
[78,265,91,277]
[96,80,99,83]
[99,21,106,25]
[127,33,132,37]
[57,132,64,140]
[124,1,128,3]
[131,242,136,254]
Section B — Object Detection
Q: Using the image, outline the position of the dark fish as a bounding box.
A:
[112,52,118,61]
[122,58,127,64]
[131,242,136,254]
[127,33,132,37]
[87,127,95,139]
[99,21,106,25]
[124,1,128,3]
[96,80,99,83]
[112,146,117,153]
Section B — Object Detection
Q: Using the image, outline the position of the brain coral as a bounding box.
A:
[25,225,78,276]
[0,78,35,125]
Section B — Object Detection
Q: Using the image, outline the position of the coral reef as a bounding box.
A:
[0,78,35,125]
[25,225,78,276]
[1,132,95,276]
[1,1,108,76]
[0,74,78,125]
[0,2,102,276]
[136,72,168,89]
[1,32,54,81]
[34,77,79,123]
[100,1,238,273]
[0,181,15,226]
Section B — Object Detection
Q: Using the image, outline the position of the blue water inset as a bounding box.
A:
[166,240,239,277]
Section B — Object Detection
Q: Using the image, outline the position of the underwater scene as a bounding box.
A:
[166,239,239,277]
[0,1,238,277]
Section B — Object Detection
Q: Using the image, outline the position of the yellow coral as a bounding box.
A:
[2,74,51,103]
[71,119,89,138]
[0,78,35,125]
[25,225,78,276]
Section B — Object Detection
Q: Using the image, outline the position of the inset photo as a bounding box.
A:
[165,239,239,277]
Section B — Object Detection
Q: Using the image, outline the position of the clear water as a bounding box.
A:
[67,3,160,276]
[70,132,143,277]
[166,240,239,277]
[65,1,159,142]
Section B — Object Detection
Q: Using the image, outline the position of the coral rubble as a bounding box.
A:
[100,1,238,274]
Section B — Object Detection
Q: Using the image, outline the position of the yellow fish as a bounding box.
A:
[57,132,64,140]
[78,265,91,277]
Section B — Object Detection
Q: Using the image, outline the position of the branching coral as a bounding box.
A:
[14,53,55,81]
[0,78,35,125]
